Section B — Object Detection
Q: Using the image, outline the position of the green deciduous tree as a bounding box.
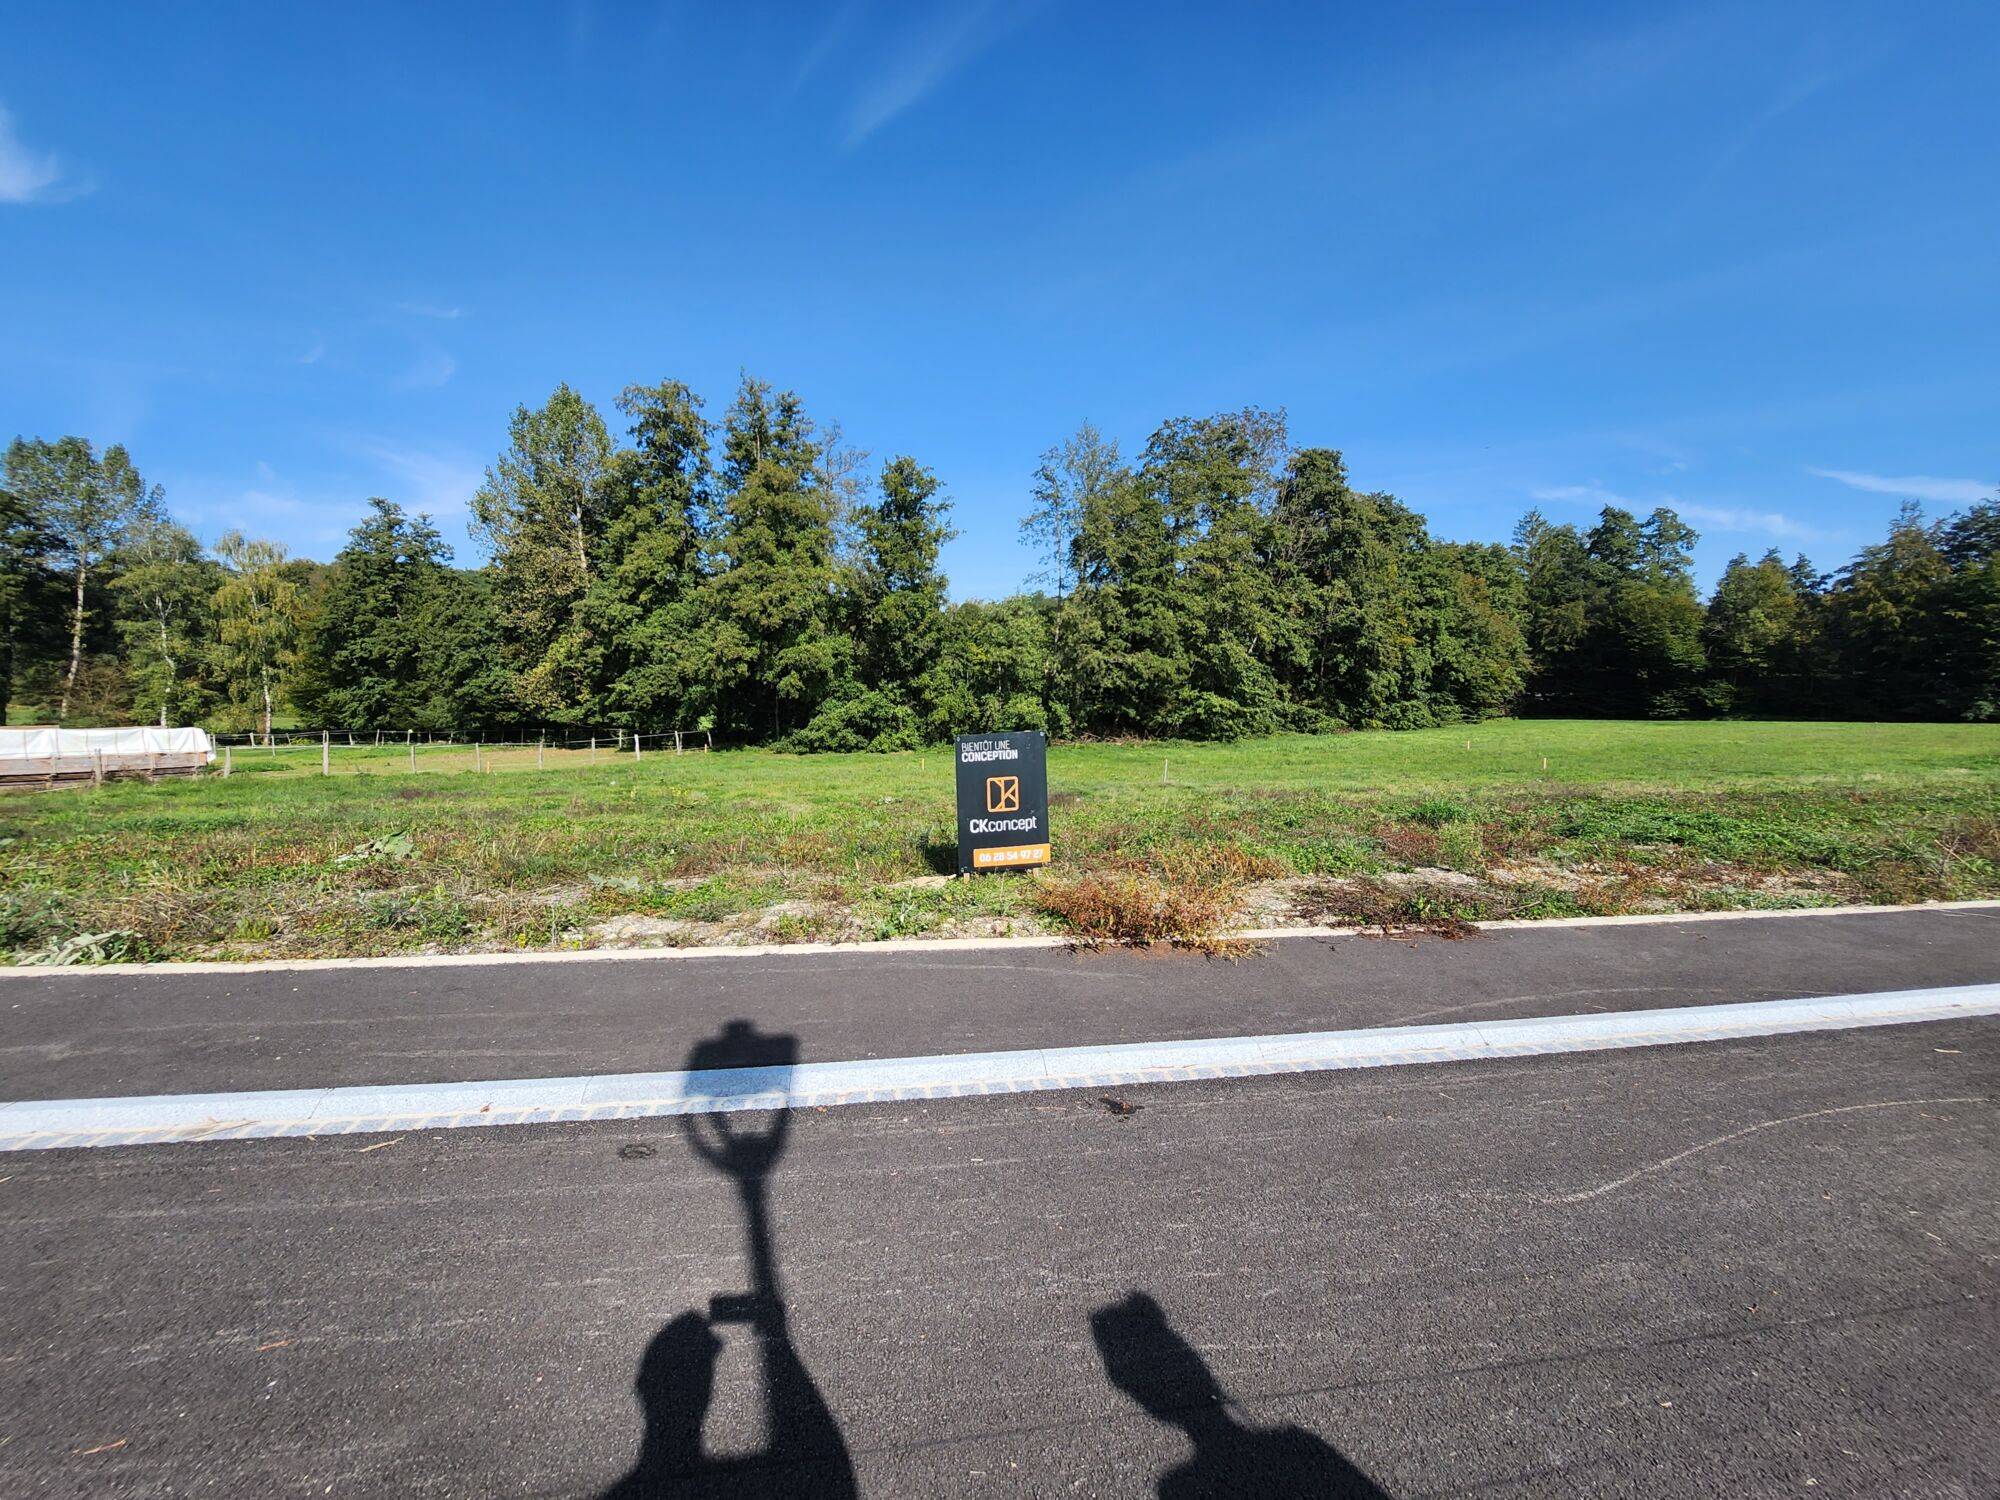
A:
[1022,422,1118,605]
[1703,551,1810,713]
[16,393,1995,747]
[1822,497,2000,720]
[213,532,304,738]
[472,384,615,724]
[1273,448,1428,727]
[920,596,1054,739]
[1272,451,1526,729]
[1022,422,1120,722]
[113,509,219,726]
[1146,409,1289,738]
[1061,462,1179,734]
[1422,541,1530,721]
[1513,506,1704,717]
[3,437,156,721]
[1822,502,1954,717]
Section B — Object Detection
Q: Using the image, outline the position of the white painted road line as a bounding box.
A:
[2,982,1996,1152]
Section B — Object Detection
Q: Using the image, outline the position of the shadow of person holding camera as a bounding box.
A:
[1092,1290,1390,1499]
[601,1021,855,1499]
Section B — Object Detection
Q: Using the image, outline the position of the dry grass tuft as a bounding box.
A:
[1032,853,1249,951]
[1939,815,2000,865]
[1370,824,1442,866]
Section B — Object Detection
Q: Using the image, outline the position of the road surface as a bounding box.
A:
[1,907,1995,1497]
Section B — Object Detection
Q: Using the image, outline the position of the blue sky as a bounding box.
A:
[4,0,1995,597]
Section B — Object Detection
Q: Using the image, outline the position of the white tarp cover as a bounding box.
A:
[0,727,215,765]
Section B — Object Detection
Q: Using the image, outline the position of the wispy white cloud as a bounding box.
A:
[1705,65,1847,183]
[200,463,354,552]
[1530,483,1635,509]
[297,342,326,365]
[396,301,464,320]
[1808,468,1992,505]
[0,105,76,204]
[844,1,1023,147]
[1532,485,1820,541]
[393,346,457,390]
[354,440,482,522]
[795,0,868,90]
[1674,502,1820,541]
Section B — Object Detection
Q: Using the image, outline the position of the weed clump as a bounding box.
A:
[1289,876,1495,938]
[1405,797,1472,828]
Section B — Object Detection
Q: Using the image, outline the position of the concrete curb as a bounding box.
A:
[1,899,1996,980]
[4,981,1995,1152]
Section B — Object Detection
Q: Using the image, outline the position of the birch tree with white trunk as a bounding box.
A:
[213,531,301,740]
[2,436,153,722]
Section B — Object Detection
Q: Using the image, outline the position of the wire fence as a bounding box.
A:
[211,728,715,779]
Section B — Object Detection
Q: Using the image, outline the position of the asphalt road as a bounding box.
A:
[4,906,1998,1101]
[1,909,1996,1497]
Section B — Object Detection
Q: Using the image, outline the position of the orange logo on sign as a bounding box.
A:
[985,775,1020,813]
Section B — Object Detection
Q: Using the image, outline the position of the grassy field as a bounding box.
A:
[3,720,1997,962]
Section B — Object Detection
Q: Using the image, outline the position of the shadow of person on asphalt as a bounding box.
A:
[1092,1291,1391,1500]
[601,1021,855,1499]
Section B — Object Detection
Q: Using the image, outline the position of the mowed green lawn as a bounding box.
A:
[3,720,1996,962]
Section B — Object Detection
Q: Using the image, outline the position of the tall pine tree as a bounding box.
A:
[701,378,843,739]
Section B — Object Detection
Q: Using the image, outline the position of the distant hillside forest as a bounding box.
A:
[5,379,1997,745]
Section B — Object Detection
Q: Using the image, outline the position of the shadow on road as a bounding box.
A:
[1092,1290,1391,1499]
[601,1020,856,1499]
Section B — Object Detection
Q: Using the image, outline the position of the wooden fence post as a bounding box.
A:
[322,731,330,777]
[538,733,546,770]
[590,736,597,765]
[223,744,232,778]
[92,749,105,786]
[634,733,643,762]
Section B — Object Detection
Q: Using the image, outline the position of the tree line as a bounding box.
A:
[3,377,1996,743]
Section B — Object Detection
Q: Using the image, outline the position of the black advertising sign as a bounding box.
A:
[954,731,1051,874]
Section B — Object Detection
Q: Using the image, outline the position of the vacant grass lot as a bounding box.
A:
[4,720,1997,962]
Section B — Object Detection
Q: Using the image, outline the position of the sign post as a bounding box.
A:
[954,730,1051,874]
